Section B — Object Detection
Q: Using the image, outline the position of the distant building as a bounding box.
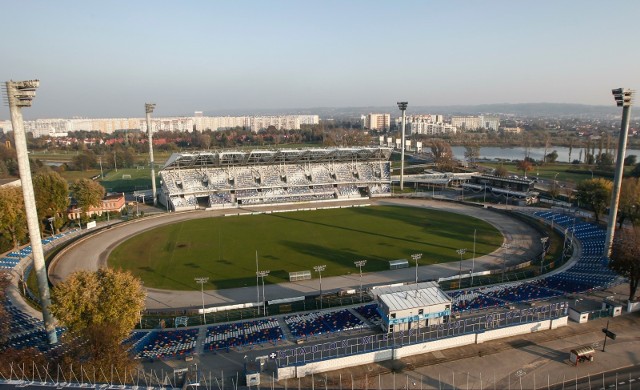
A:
[502,126,522,134]
[362,113,391,131]
[67,193,126,220]
[451,115,500,131]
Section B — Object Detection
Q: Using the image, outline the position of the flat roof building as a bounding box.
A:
[373,282,452,333]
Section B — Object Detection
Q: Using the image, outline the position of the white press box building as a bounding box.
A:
[372,282,452,333]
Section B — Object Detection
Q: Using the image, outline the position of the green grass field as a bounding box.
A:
[108,205,502,290]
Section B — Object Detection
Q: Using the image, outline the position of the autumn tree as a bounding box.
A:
[609,227,640,302]
[575,178,613,222]
[33,171,69,233]
[50,268,146,372]
[0,186,27,249]
[617,178,640,228]
[516,160,533,177]
[71,178,105,220]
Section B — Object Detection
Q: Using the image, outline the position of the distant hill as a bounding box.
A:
[202,103,626,120]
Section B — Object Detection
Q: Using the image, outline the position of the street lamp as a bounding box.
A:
[540,237,549,275]
[194,277,208,324]
[397,102,408,191]
[411,253,422,284]
[257,270,270,315]
[145,103,158,206]
[605,88,634,258]
[501,243,510,282]
[354,260,367,302]
[314,265,326,309]
[456,249,466,287]
[5,79,57,345]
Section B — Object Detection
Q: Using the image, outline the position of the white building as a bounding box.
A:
[451,115,500,131]
[372,282,452,333]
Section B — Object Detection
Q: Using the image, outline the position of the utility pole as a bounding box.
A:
[5,80,57,344]
[145,103,158,206]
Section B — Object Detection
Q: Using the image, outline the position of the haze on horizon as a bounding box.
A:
[1,0,639,119]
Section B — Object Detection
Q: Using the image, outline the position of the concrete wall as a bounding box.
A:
[281,317,568,379]
[394,334,476,359]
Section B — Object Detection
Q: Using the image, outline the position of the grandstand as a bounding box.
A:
[158,147,392,211]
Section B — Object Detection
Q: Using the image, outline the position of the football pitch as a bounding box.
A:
[108,205,502,290]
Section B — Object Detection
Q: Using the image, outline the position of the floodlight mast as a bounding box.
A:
[354,260,367,302]
[604,88,634,258]
[397,102,408,191]
[314,265,326,309]
[5,80,57,345]
[145,103,157,206]
[194,277,208,324]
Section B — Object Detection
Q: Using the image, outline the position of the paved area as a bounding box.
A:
[48,198,543,310]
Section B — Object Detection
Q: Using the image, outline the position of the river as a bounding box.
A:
[450,146,640,162]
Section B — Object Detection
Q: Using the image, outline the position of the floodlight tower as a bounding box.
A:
[4,80,57,344]
[257,270,270,315]
[354,260,367,302]
[314,265,326,309]
[397,102,408,190]
[604,88,634,258]
[145,103,157,206]
[456,249,466,287]
[411,253,422,284]
[194,277,208,324]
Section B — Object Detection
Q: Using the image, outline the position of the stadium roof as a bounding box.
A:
[161,147,392,170]
[378,284,451,312]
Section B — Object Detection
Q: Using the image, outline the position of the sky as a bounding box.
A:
[1,0,639,119]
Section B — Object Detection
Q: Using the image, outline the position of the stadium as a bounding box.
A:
[3,146,628,388]
[156,147,392,211]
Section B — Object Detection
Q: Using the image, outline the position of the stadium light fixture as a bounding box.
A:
[5,79,57,345]
[145,103,158,206]
[194,277,209,324]
[257,270,270,315]
[411,253,422,284]
[354,260,367,303]
[314,265,327,309]
[456,249,466,287]
[501,243,510,282]
[604,88,634,258]
[397,102,408,191]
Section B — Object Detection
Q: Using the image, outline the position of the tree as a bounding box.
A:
[609,227,640,302]
[463,143,480,166]
[33,171,69,233]
[632,163,640,178]
[0,186,27,249]
[545,150,558,163]
[494,165,508,177]
[50,268,146,371]
[430,140,455,171]
[71,150,97,171]
[516,160,533,177]
[71,178,105,219]
[617,178,640,228]
[624,155,637,166]
[596,152,614,170]
[575,178,613,222]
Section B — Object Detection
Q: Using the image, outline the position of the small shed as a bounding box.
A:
[389,259,409,270]
[569,346,595,366]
